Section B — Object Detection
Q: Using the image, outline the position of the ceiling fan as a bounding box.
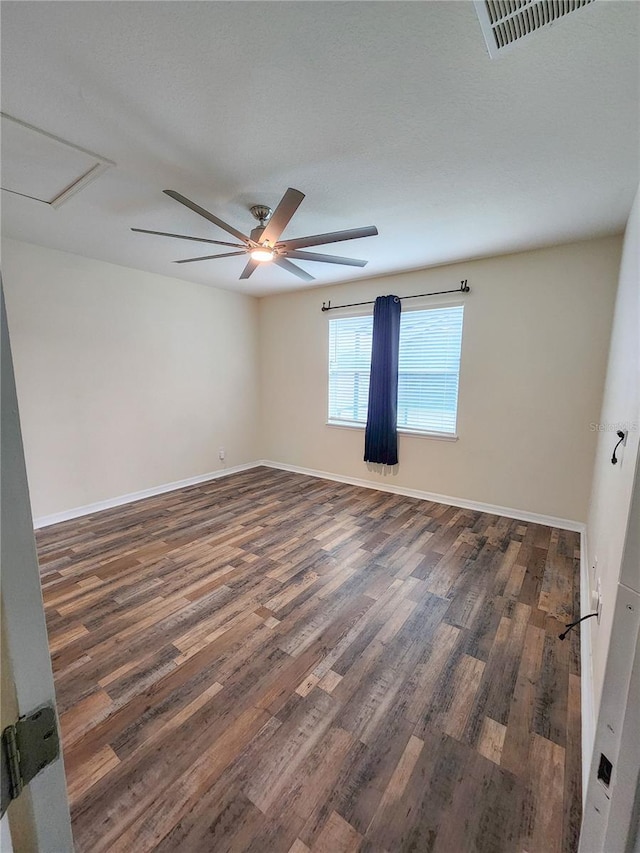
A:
[132,188,378,282]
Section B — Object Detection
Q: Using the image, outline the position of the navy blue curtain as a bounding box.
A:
[364,295,401,465]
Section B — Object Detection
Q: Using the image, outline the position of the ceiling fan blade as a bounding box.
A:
[259,188,305,246]
[174,251,247,264]
[273,256,315,282]
[282,250,368,267]
[163,190,253,245]
[131,228,244,248]
[239,258,259,280]
[276,225,378,251]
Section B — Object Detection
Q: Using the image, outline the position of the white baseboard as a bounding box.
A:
[258,459,586,533]
[32,462,261,529]
[35,457,587,534]
[579,527,595,805]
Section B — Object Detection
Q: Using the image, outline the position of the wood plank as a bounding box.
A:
[48,622,90,652]
[366,735,423,835]
[563,673,582,853]
[520,733,565,853]
[441,654,486,740]
[311,811,362,853]
[477,717,507,765]
[318,670,342,694]
[66,745,120,806]
[288,840,311,853]
[500,623,546,776]
[59,690,114,747]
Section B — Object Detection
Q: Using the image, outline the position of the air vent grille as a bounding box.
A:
[475,0,595,57]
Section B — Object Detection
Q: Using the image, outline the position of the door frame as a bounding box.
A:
[1,283,73,850]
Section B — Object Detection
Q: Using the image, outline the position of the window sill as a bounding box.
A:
[326,421,459,442]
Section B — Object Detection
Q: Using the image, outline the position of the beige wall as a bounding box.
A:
[586,187,640,711]
[259,237,622,522]
[2,239,260,520]
[2,233,623,526]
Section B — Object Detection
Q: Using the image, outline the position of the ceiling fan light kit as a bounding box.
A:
[132,188,378,281]
[250,247,275,263]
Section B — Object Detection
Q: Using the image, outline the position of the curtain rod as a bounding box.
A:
[321,280,470,312]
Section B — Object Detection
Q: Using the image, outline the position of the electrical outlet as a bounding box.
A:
[218,447,225,461]
[590,576,603,623]
[597,752,613,788]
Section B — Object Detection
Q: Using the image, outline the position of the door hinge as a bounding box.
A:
[1,705,60,818]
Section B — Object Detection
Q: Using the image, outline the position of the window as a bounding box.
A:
[328,304,464,436]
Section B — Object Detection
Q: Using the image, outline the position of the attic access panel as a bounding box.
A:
[475,0,596,58]
[0,113,114,207]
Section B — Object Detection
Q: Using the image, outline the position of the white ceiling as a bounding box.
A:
[1,1,638,296]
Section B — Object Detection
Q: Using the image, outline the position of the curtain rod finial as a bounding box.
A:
[460,280,470,292]
[322,300,331,312]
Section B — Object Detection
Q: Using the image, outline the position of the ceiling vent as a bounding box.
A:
[475,0,596,57]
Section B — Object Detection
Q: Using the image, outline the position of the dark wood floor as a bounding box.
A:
[36,466,582,853]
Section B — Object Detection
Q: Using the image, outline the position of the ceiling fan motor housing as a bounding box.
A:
[250,225,267,243]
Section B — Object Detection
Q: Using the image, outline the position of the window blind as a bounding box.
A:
[328,314,373,425]
[328,305,464,436]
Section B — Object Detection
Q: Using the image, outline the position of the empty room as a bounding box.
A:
[1,2,639,852]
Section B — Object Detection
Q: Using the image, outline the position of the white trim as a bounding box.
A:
[258,459,586,533]
[32,462,260,529]
[396,428,458,441]
[326,421,459,441]
[0,112,115,208]
[579,526,596,806]
[33,458,587,533]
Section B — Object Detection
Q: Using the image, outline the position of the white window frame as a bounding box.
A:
[327,301,464,441]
